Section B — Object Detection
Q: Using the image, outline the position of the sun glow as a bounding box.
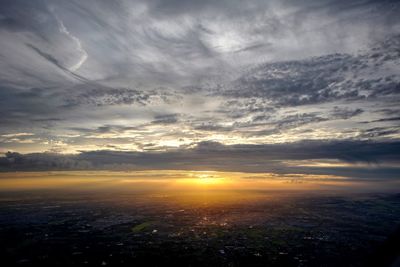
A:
[190,172,226,185]
[0,170,392,197]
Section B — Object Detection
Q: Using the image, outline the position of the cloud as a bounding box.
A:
[193,124,233,132]
[0,0,399,155]
[64,87,151,107]
[331,107,364,120]
[357,127,400,139]
[2,0,399,88]
[1,140,399,180]
[151,114,179,125]
[55,15,88,72]
[218,37,400,106]
[275,113,327,130]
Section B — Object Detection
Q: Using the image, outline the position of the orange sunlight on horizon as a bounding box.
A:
[0,170,396,193]
[1,170,400,207]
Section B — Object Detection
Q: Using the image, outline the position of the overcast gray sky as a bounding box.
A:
[0,0,399,177]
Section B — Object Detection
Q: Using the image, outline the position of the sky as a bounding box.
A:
[0,0,399,178]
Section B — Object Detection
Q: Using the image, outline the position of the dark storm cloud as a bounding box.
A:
[1,140,400,179]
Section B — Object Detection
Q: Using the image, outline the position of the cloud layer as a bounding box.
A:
[0,0,399,177]
[1,140,400,179]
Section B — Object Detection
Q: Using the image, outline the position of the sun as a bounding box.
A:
[197,175,219,184]
[191,172,226,185]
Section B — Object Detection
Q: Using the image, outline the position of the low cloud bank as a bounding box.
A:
[1,140,399,179]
